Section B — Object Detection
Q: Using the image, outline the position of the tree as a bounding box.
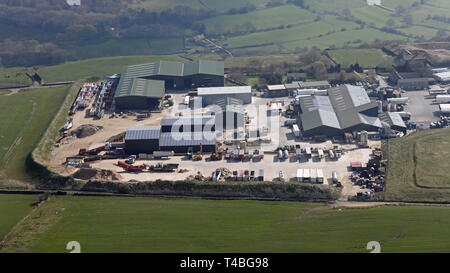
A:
[342,8,352,18]
[311,61,328,80]
[395,5,406,15]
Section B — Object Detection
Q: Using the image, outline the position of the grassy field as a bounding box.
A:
[200,5,316,35]
[0,68,32,89]
[38,55,186,83]
[385,128,450,202]
[327,48,393,68]
[62,38,184,60]
[0,194,36,240]
[132,0,270,13]
[0,86,70,181]
[1,196,450,253]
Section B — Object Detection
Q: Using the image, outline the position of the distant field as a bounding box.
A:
[0,86,70,180]
[0,194,36,240]
[0,68,32,89]
[305,0,366,13]
[38,55,186,83]
[200,5,316,35]
[131,0,270,12]
[223,16,360,49]
[2,196,450,253]
[385,128,450,202]
[327,48,393,68]
[396,26,438,39]
[62,38,184,60]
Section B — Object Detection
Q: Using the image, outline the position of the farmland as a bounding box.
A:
[199,5,316,35]
[385,128,450,203]
[327,48,394,68]
[0,194,36,240]
[1,196,450,253]
[0,86,70,181]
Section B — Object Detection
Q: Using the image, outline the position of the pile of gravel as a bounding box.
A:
[71,124,103,138]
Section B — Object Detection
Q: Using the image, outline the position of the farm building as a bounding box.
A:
[379,112,407,134]
[299,81,330,90]
[299,85,381,137]
[266,85,289,97]
[198,86,251,106]
[114,78,165,110]
[397,78,433,90]
[124,126,161,154]
[161,116,216,133]
[159,132,216,153]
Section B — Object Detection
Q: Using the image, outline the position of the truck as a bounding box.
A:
[334,145,342,158]
[387,97,409,105]
[279,171,285,182]
[435,95,450,104]
[292,124,300,137]
[310,168,317,183]
[116,161,146,172]
[316,169,324,184]
[296,168,303,182]
[78,145,106,156]
[332,171,338,184]
[184,95,190,105]
[305,147,312,159]
[278,149,283,160]
[258,169,264,181]
[329,149,335,159]
[283,149,289,159]
[303,168,310,183]
[318,149,324,159]
[153,151,174,159]
[295,148,302,159]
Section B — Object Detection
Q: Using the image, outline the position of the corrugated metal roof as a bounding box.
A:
[161,116,215,126]
[197,86,251,95]
[299,81,330,89]
[125,126,161,140]
[159,132,216,147]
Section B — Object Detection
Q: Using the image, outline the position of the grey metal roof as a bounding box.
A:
[300,84,381,132]
[299,81,330,89]
[380,112,406,128]
[398,78,430,84]
[115,60,224,100]
[159,132,216,147]
[125,126,161,141]
[161,116,215,127]
[215,97,244,113]
[197,86,251,96]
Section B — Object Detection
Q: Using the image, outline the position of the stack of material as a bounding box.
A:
[71,124,103,138]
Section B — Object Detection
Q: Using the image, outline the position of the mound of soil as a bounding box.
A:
[71,124,103,138]
[73,168,122,181]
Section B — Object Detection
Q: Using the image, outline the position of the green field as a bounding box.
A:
[62,38,184,60]
[0,194,36,240]
[0,68,32,88]
[200,5,316,35]
[38,55,186,83]
[132,0,270,13]
[1,196,450,253]
[385,128,450,202]
[222,16,361,49]
[327,48,393,68]
[0,86,70,181]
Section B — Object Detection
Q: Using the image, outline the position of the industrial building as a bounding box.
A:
[114,60,224,109]
[266,85,289,97]
[125,126,161,154]
[298,85,381,137]
[397,78,433,90]
[379,112,407,134]
[433,68,450,83]
[159,132,216,153]
[213,97,245,130]
[299,81,330,90]
[197,86,252,106]
[114,78,165,110]
[161,116,215,133]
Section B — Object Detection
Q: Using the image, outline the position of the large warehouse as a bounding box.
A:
[161,116,215,133]
[197,86,252,106]
[159,132,216,153]
[124,126,161,154]
[114,59,224,109]
[299,85,381,137]
[115,78,165,110]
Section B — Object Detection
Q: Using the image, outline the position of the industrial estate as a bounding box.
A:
[1,0,450,255]
[44,56,449,201]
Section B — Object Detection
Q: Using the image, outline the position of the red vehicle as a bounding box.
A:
[238,149,245,160]
[79,145,106,156]
[116,161,146,172]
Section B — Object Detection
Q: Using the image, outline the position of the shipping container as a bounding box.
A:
[305,147,312,159]
[292,124,300,137]
[310,168,317,183]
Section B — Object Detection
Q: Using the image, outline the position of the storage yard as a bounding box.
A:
[47,59,450,201]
